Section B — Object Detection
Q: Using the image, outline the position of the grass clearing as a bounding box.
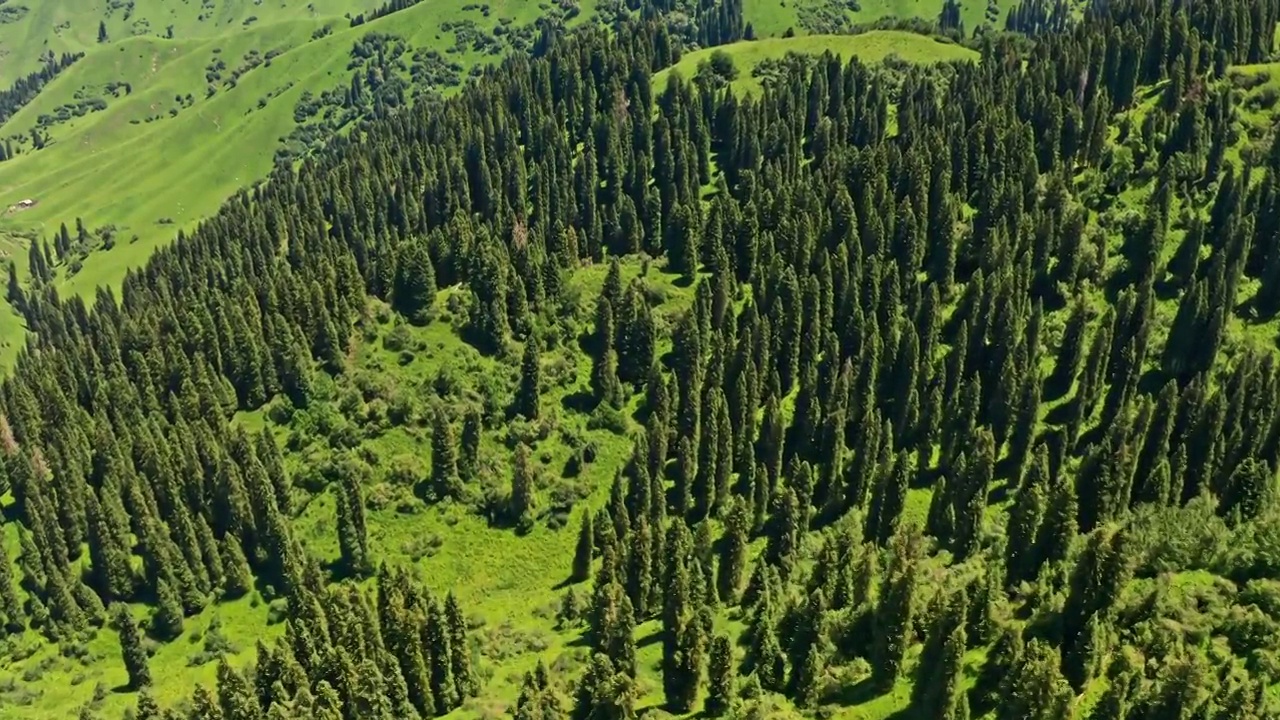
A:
[744,0,1002,38]
[655,31,978,94]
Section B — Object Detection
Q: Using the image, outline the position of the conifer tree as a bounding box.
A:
[752,615,786,691]
[445,592,476,701]
[116,604,152,689]
[788,589,827,708]
[336,463,371,577]
[430,404,463,501]
[999,640,1072,720]
[460,406,482,482]
[86,487,135,601]
[151,576,185,640]
[1036,470,1078,571]
[874,452,910,545]
[0,534,23,632]
[6,262,24,316]
[221,537,254,600]
[256,429,293,517]
[626,516,653,620]
[514,337,542,420]
[1222,458,1275,523]
[591,298,624,409]
[572,653,636,720]
[186,676,221,717]
[426,598,458,713]
[873,528,920,692]
[514,660,565,720]
[953,429,993,561]
[716,500,748,605]
[393,238,437,324]
[1006,448,1049,586]
[705,634,734,717]
[763,488,798,582]
[134,691,163,720]
[916,589,969,719]
[216,657,259,720]
[511,443,537,527]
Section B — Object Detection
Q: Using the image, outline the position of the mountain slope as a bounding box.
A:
[0,2,1279,720]
[0,0,385,85]
[0,0,592,367]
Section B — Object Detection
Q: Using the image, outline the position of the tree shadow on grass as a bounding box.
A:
[1044,397,1076,426]
[637,629,662,648]
[561,391,598,415]
[823,677,921,719]
[822,676,884,707]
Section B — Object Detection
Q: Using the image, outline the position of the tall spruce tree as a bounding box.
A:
[116,605,152,689]
[514,337,543,420]
[430,404,463,501]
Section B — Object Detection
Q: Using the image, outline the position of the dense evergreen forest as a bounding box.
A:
[4,0,1280,717]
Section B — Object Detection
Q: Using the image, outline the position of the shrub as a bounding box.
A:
[267,599,289,625]
[402,533,443,561]
[266,395,295,424]
[365,481,397,510]
[708,49,739,81]
[1248,85,1280,112]
[383,321,414,352]
[387,390,416,425]
[387,454,425,487]
[327,420,362,449]
[587,404,628,434]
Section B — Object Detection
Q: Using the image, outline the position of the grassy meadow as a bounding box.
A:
[654,30,979,94]
[743,0,1002,39]
[0,0,385,85]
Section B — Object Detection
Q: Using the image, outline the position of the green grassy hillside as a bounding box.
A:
[654,30,978,93]
[744,0,1000,39]
[0,0,386,86]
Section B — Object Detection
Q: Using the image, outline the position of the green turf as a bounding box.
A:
[744,0,1002,38]
[0,0,385,86]
[654,31,979,94]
